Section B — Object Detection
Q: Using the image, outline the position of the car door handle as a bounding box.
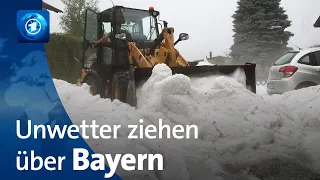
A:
[316,68,320,72]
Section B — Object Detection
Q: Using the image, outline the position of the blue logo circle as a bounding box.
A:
[18,13,48,41]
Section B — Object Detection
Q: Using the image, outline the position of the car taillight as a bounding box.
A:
[279,66,298,78]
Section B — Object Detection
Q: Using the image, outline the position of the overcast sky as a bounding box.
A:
[45,0,320,60]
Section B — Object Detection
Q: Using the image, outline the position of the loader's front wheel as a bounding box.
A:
[112,71,129,103]
[85,75,102,97]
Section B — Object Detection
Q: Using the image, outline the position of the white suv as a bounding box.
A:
[267,47,320,95]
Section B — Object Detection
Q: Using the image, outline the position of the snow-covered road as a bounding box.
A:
[53,64,320,180]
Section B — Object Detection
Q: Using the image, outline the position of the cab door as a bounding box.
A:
[82,9,99,69]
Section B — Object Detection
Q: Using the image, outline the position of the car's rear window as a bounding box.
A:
[274,52,298,65]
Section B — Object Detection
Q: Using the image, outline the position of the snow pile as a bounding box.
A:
[53,64,320,180]
[266,86,320,170]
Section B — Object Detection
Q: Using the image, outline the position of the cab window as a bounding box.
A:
[103,22,112,36]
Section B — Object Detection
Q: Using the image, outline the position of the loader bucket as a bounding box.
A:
[126,63,256,107]
[135,63,256,91]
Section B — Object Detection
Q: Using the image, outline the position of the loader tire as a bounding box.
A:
[86,75,102,97]
[112,71,129,103]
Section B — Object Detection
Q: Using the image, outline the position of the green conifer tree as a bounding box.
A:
[230,0,294,66]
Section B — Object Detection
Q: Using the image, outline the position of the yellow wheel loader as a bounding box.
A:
[77,6,256,107]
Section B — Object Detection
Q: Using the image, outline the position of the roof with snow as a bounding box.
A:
[314,16,320,27]
[42,1,63,13]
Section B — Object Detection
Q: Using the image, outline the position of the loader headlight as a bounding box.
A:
[179,33,189,41]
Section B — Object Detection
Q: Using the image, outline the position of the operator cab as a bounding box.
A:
[82,6,161,70]
[100,6,160,48]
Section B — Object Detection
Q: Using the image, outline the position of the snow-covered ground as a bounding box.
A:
[53,64,320,180]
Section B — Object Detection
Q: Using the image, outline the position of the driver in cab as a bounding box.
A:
[85,21,132,64]
[91,22,132,47]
